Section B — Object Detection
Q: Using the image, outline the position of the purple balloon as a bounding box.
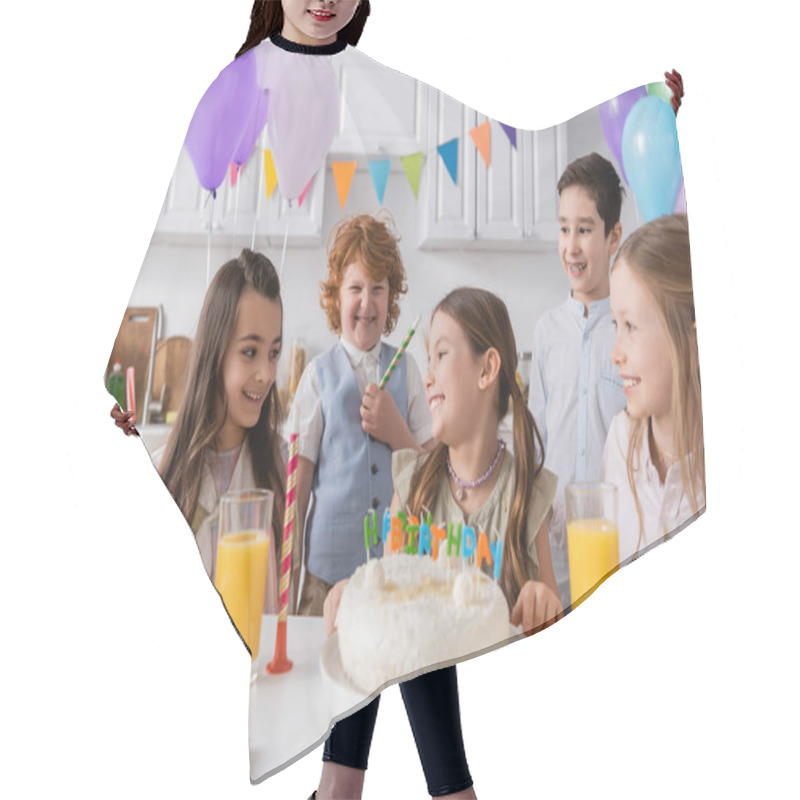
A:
[598,86,648,184]
[184,50,262,191]
[674,175,687,213]
[233,88,269,167]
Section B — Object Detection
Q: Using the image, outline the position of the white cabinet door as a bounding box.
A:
[155,129,326,247]
[417,84,477,248]
[521,124,568,244]
[332,49,422,157]
[476,113,525,243]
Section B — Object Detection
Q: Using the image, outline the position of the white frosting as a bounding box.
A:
[336,554,510,694]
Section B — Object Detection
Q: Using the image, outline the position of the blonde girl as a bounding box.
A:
[603,213,705,563]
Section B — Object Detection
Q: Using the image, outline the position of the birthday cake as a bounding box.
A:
[336,553,510,694]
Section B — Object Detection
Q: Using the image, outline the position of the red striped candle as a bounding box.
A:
[267,433,299,674]
[125,366,136,421]
[277,433,298,622]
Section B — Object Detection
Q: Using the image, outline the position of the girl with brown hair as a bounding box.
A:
[153,249,285,599]
[321,287,563,800]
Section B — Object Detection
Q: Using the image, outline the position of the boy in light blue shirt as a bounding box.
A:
[528,153,627,609]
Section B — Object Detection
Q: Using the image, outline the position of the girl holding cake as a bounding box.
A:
[602,213,705,563]
[291,213,483,800]
[323,286,565,799]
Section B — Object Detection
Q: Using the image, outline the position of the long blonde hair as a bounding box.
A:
[407,288,544,607]
[158,250,285,541]
[613,214,704,548]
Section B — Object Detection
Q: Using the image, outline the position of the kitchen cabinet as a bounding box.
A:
[154,131,326,248]
[153,55,566,251]
[418,85,567,250]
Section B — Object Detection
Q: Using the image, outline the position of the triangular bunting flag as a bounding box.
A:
[263,149,278,199]
[469,121,491,168]
[499,123,517,149]
[298,175,314,208]
[230,163,240,188]
[368,159,391,204]
[437,139,459,185]
[401,152,424,199]
[332,161,358,210]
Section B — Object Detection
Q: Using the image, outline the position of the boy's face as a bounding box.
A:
[339,259,389,352]
[558,185,621,311]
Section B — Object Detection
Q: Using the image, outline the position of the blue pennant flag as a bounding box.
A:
[368,159,391,204]
[437,138,459,185]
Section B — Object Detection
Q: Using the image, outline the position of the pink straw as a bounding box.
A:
[267,433,299,674]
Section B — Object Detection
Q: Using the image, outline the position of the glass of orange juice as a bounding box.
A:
[566,483,619,610]
[214,489,274,664]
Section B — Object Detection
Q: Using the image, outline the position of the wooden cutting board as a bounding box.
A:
[106,306,161,422]
[151,336,193,420]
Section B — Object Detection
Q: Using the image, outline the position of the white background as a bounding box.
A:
[1,1,797,798]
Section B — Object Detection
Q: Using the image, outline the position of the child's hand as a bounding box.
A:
[110,403,138,437]
[323,579,349,637]
[510,580,563,635]
[665,69,683,116]
[360,382,410,450]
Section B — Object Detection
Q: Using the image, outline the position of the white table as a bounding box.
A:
[248,615,371,783]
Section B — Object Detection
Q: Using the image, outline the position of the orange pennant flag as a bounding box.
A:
[469,121,491,168]
[263,149,278,199]
[332,161,358,210]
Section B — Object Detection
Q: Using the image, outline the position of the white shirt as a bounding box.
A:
[286,337,432,464]
[602,411,705,565]
[528,294,626,550]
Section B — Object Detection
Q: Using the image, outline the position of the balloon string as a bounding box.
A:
[206,192,215,288]
[233,165,241,258]
[279,208,290,278]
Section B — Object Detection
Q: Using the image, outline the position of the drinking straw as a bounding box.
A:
[125,366,136,421]
[267,433,299,674]
[378,315,420,390]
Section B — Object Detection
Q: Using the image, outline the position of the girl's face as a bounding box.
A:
[217,287,282,451]
[338,259,389,352]
[281,0,360,46]
[610,260,673,425]
[425,310,489,446]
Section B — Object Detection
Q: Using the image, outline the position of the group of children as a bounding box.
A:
[107,3,699,798]
[110,155,703,800]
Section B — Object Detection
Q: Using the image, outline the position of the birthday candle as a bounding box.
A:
[277,434,299,623]
[125,366,136,420]
[378,315,420,390]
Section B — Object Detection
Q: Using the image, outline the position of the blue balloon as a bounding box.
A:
[621,96,682,222]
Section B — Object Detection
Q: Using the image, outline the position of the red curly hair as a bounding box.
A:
[320,212,407,335]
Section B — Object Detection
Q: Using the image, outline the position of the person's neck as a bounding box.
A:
[281,22,337,47]
[215,421,246,454]
[649,414,677,483]
[574,289,609,318]
[448,422,502,483]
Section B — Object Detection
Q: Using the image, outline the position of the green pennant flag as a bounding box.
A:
[401,152,424,199]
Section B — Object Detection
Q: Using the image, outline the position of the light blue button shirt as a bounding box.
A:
[528,293,626,608]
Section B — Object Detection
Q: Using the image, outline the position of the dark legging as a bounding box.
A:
[323,665,473,797]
